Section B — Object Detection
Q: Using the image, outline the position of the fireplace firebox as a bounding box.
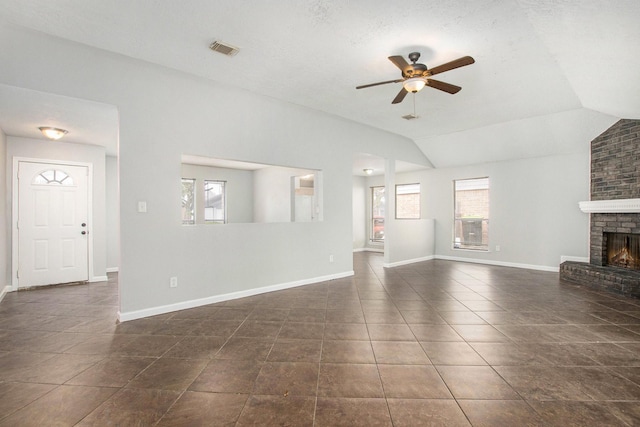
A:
[605,233,640,271]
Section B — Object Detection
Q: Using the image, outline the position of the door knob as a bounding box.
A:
[81,223,87,227]
[81,231,87,235]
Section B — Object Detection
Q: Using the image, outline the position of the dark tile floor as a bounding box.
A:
[1,252,640,426]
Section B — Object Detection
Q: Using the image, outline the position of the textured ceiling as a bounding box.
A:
[0,0,638,167]
[0,84,119,155]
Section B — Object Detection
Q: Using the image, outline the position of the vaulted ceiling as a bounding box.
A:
[0,0,638,168]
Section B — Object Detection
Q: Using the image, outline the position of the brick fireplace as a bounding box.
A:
[560,119,640,298]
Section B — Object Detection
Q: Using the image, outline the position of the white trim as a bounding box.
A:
[12,158,94,290]
[355,250,561,272]
[117,270,355,322]
[560,255,589,264]
[384,255,435,268]
[452,247,490,253]
[360,247,384,253]
[0,286,11,302]
[435,255,559,272]
[106,267,119,273]
[579,198,640,213]
[90,275,108,282]
[351,247,384,253]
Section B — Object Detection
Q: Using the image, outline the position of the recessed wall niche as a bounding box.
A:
[181,154,323,224]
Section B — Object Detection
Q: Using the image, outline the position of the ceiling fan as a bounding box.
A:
[356,52,475,104]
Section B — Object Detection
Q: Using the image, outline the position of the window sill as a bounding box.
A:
[452,247,489,252]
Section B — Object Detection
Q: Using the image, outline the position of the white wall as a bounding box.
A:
[7,136,107,281]
[0,129,7,291]
[387,219,435,266]
[105,155,119,272]
[425,152,590,270]
[384,169,435,266]
[253,166,319,224]
[181,163,254,224]
[0,24,430,319]
[357,170,436,264]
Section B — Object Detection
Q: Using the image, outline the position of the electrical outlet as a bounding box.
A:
[495,245,501,252]
[329,254,334,263]
[170,277,178,288]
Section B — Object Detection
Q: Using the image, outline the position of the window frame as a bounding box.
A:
[453,177,489,251]
[181,178,196,225]
[395,183,421,220]
[204,179,227,224]
[370,186,385,242]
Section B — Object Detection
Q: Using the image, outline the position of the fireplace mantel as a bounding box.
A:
[579,198,640,213]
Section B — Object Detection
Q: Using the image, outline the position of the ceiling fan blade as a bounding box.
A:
[388,55,409,70]
[392,87,408,104]
[426,79,462,94]
[356,79,403,90]
[427,56,475,76]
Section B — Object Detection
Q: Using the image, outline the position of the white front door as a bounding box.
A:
[18,161,89,287]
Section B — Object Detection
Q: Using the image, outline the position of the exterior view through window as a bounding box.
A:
[396,183,420,219]
[204,180,226,223]
[371,186,385,241]
[181,178,196,225]
[454,177,489,250]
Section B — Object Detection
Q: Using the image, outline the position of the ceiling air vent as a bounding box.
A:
[209,41,240,57]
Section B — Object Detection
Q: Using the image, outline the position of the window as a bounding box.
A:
[204,180,226,223]
[396,183,420,219]
[33,169,74,186]
[371,186,385,241]
[454,177,489,250]
[181,178,195,225]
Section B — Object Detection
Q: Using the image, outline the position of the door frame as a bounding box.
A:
[12,157,94,291]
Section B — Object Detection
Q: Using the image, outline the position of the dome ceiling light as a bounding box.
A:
[39,127,68,140]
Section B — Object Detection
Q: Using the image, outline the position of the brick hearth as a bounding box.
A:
[561,261,640,297]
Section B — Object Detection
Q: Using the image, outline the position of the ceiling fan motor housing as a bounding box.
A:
[402,63,428,78]
[402,52,429,78]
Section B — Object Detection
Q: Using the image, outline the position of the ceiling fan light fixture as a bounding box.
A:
[356,53,474,103]
[403,77,426,93]
[39,127,68,140]
[363,168,373,175]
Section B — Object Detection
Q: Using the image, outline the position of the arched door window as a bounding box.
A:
[32,169,75,186]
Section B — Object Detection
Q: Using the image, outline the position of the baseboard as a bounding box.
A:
[118,270,355,322]
[90,275,109,283]
[384,255,435,268]
[106,267,119,273]
[0,286,11,303]
[435,255,559,272]
[353,247,384,253]
[560,256,588,264]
